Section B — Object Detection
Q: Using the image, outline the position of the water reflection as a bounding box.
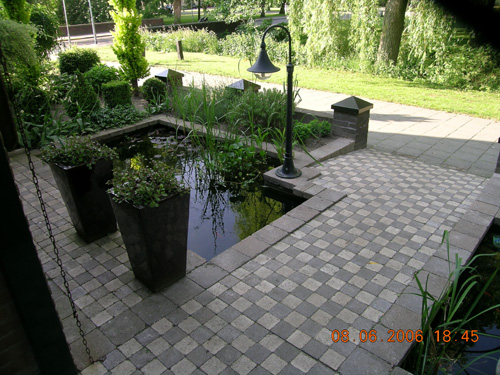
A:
[110,126,304,260]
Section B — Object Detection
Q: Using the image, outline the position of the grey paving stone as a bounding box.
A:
[188,263,229,289]
[338,347,392,375]
[232,236,269,258]
[131,294,176,325]
[162,277,205,307]
[101,310,146,346]
[211,248,251,272]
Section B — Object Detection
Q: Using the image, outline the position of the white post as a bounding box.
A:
[88,0,97,44]
[62,0,71,45]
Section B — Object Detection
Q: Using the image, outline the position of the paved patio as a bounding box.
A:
[9,74,500,374]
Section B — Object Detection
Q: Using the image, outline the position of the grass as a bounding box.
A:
[95,47,500,121]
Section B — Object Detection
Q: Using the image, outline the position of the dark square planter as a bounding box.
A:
[49,159,117,242]
[109,191,190,292]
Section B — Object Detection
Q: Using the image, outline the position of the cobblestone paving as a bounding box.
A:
[10,144,492,375]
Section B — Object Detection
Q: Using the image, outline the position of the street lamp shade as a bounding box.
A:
[248,47,280,80]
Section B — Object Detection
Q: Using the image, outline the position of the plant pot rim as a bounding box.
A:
[50,157,112,170]
[108,188,189,210]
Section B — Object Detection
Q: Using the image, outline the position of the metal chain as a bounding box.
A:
[0,45,94,365]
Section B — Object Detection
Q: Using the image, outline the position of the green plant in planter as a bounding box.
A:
[108,155,190,291]
[40,136,118,242]
[109,156,187,208]
[41,136,117,167]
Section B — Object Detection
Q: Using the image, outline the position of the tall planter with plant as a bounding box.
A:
[41,136,117,242]
[108,157,190,292]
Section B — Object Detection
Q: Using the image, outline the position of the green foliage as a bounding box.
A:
[56,0,111,24]
[293,119,331,142]
[102,80,132,108]
[398,0,455,78]
[84,64,121,94]
[212,0,263,22]
[109,0,150,87]
[226,88,289,131]
[218,22,298,65]
[88,104,145,130]
[1,0,29,23]
[141,77,166,103]
[58,48,101,75]
[0,19,39,84]
[109,155,187,208]
[141,28,219,54]
[40,136,117,167]
[30,6,59,58]
[63,71,100,119]
[15,84,51,124]
[409,231,500,375]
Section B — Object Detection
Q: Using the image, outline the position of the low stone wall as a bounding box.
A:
[58,18,164,37]
[58,19,242,37]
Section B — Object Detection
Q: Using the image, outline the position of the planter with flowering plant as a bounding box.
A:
[108,156,190,292]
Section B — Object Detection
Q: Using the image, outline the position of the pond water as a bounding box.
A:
[109,126,305,261]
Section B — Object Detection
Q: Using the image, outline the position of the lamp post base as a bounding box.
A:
[276,159,302,179]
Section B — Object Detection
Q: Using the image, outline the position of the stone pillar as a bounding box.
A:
[331,96,373,150]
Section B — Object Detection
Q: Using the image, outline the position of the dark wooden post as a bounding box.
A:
[176,40,184,60]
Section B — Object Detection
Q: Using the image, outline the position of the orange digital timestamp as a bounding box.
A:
[331,329,481,343]
[331,329,424,343]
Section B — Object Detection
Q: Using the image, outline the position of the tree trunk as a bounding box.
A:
[377,0,409,65]
[173,0,181,24]
[260,0,266,18]
[279,1,286,14]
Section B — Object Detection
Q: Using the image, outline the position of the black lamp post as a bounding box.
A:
[248,25,301,179]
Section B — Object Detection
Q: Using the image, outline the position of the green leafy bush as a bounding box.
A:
[227,88,290,131]
[59,47,100,75]
[141,28,218,54]
[141,77,166,103]
[40,136,117,167]
[30,7,60,58]
[109,156,187,208]
[84,64,121,94]
[15,85,51,124]
[0,19,40,85]
[63,71,100,118]
[102,80,131,108]
[89,105,144,130]
[109,0,149,90]
[294,119,331,142]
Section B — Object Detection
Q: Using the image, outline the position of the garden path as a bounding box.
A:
[9,71,500,374]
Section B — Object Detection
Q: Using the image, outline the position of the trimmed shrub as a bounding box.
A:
[59,48,100,75]
[63,71,100,118]
[294,119,331,142]
[15,85,51,124]
[84,64,121,94]
[141,77,166,103]
[102,80,132,108]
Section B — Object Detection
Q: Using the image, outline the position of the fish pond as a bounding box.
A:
[109,125,305,261]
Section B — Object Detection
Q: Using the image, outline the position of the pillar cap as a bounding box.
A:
[226,79,261,92]
[155,69,185,80]
[331,96,373,115]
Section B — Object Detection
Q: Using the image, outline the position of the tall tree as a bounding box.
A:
[1,0,29,23]
[377,0,408,65]
[109,0,149,91]
[173,0,181,23]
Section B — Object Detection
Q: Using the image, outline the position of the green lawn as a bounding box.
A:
[95,47,500,121]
